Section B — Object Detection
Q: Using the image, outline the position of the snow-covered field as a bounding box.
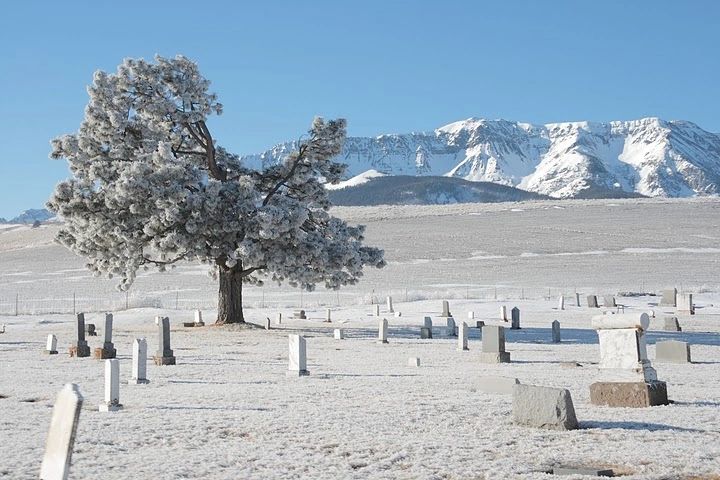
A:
[1,198,720,479]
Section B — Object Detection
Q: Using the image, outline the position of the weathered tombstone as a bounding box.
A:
[194,310,204,326]
[512,384,578,430]
[663,316,682,332]
[552,320,561,343]
[589,313,668,407]
[129,338,149,384]
[603,295,617,308]
[325,308,332,323]
[575,292,581,307]
[39,384,83,480]
[378,318,389,344]
[45,334,58,355]
[467,311,475,320]
[99,359,122,412]
[333,328,344,340]
[475,320,485,329]
[85,323,97,337]
[441,300,451,317]
[510,307,520,330]
[374,304,380,317]
[288,334,309,376]
[457,321,469,351]
[153,317,176,366]
[264,317,271,330]
[69,313,90,358]
[655,340,691,363]
[276,313,282,325]
[677,293,694,315]
[423,316,432,329]
[477,376,520,395]
[420,327,432,339]
[587,295,599,308]
[660,288,678,307]
[408,357,420,367]
[500,305,507,321]
[446,317,457,337]
[94,313,116,359]
[557,296,565,311]
[293,310,307,319]
[386,296,394,313]
[480,325,510,363]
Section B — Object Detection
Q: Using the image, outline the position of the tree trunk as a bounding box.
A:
[216,266,245,324]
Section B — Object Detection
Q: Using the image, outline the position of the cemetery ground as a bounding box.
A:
[1,197,720,479]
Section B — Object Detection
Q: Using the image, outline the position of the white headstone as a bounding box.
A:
[378,318,389,344]
[46,334,58,354]
[592,313,657,382]
[558,296,565,311]
[374,304,380,316]
[458,322,469,351]
[288,335,308,376]
[194,310,204,326]
[660,288,678,307]
[500,305,507,321]
[333,328,344,340]
[677,293,694,315]
[99,359,122,412]
[130,338,149,384]
[408,357,420,367]
[265,317,271,330]
[325,308,332,322]
[552,320,561,343]
[39,384,83,480]
[467,311,475,320]
[386,296,394,313]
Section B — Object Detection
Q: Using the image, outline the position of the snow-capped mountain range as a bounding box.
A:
[242,117,720,198]
[0,208,56,225]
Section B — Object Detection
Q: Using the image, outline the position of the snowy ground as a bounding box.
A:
[1,198,720,479]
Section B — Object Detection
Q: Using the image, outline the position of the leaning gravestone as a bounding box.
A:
[511,307,520,330]
[457,321,469,351]
[677,293,695,315]
[153,317,176,366]
[660,288,678,307]
[45,334,58,355]
[378,318,389,344]
[288,334,309,376]
[589,313,668,407]
[446,317,457,337]
[663,316,682,332]
[512,384,578,430]
[129,338,149,384]
[39,384,83,480]
[551,320,561,344]
[587,295,599,308]
[480,325,510,363]
[441,300,451,318]
[655,340,691,363]
[99,359,122,412]
[69,313,90,358]
[94,313,116,359]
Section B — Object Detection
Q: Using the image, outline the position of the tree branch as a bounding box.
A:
[262,143,309,206]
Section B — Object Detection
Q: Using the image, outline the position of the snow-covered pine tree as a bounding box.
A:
[48,55,385,324]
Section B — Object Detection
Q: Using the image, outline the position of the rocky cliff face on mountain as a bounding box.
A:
[242,117,720,199]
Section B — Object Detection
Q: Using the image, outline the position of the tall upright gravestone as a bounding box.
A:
[129,338,150,384]
[441,300,451,318]
[510,307,520,330]
[288,334,309,376]
[94,313,116,359]
[69,313,90,358]
[153,316,176,366]
[39,384,83,480]
[480,325,511,363]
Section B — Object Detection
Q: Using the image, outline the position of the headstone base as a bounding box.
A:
[480,352,511,363]
[153,356,176,366]
[93,347,117,359]
[287,369,310,377]
[69,345,90,358]
[44,350,59,355]
[589,381,668,407]
[128,378,150,385]
[99,402,123,412]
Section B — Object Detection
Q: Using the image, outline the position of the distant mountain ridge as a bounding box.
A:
[0,208,55,224]
[241,117,720,199]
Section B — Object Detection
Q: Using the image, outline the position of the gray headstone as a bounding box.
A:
[457,321,469,351]
[423,316,432,329]
[677,293,694,314]
[153,317,176,365]
[293,310,307,319]
[374,304,380,316]
[39,384,83,480]
[99,359,122,412]
[480,325,510,363]
[446,317,457,337]
[130,338,149,384]
[655,340,691,363]
[101,313,115,355]
[441,300,451,317]
[587,295,599,308]
[288,334,309,376]
[511,307,520,330]
[552,320,561,343]
[378,318,389,343]
[420,327,432,339]
[512,384,578,430]
[85,323,96,336]
[660,288,678,307]
[70,313,90,358]
[575,292,581,307]
[325,308,331,322]
[475,320,485,329]
[265,317,271,330]
[276,312,282,325]
[603,295,617,308]
[663,316,682,332]
[386,296,394,313]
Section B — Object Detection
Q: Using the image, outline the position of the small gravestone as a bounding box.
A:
[480,325,510,363]
[94,313,116,359]
[446,317,457,337]
[85,323,97,337]
[660,288,678,307]
[153,317,176,366]
[552,320,561,343]
[557,296,565,310]
[512,384,578,430]
[423,316,432,329]
[467,311,475,320]
[587,295,599,308]
[288,335,309,376]
[333,328,344,340]
[374,304,380,317]
[264,317,271,330]
[457,321,469,351]
[386,296,394,313]
[99,359,122,412]
[420,327,432,339]
[441,300,451,317]
[511,307,520,330]
[656,340,691,363]
[677,293,694,315]
[408,357,420,367]
[45,334,58,355]
[603,295,617,308]
[477,376,519,395]
[69,313,90,358]
[276,313,282,325]
[39,384,83,480]
[129,338,149,384]
[378,318,389,344]
[575,292,581,307]
[194,310,204,326]
[475,320,485,329]
[293,310,307,320]
[325,308,332,323]
[663,316,682,332]
[500,305,507,321]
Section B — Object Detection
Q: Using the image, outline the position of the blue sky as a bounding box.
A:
[0,0,718,218]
